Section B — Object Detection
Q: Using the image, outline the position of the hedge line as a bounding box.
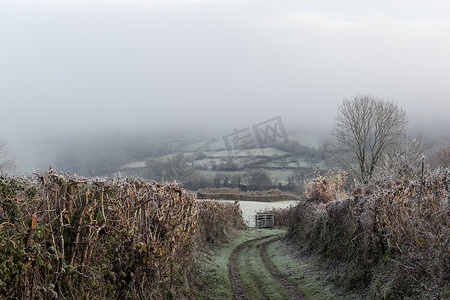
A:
[0,171,245,299]
[287,171,450,299]
[197,188,299,202]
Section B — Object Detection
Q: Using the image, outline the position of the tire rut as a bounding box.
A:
[260,238,307,300]
[228,235,272,300]
[228,234,307,300]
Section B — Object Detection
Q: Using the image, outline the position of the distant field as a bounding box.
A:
[119,137,326,186]
[197,170,246,177]
[120,161,147,169]
[205,147,291,157]
[287,132,322,148]
[197,169,296,184]
[214,199,299,216]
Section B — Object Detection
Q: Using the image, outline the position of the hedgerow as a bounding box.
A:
[287,169,450,299]
[0,171,245,299]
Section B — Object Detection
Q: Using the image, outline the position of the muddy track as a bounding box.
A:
[228,235,306,300]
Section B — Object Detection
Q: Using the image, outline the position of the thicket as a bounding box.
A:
[304,169,348,203]
[287,170,449,299]
[0,171,245,299]
[195,201,246,246]
[259,207,292,228]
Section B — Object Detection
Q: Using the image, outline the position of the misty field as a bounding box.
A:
[212,199,299,216]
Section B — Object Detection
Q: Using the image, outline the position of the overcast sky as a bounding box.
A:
[1,0,450,147]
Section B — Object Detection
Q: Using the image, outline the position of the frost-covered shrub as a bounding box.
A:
[304,169,348,203]
[1,171,199,299]
[288,169,450,298]
[195,201,245,245]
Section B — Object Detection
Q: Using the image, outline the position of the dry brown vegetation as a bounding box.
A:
[195,201,246,246]
[287,170,450,299]
[304,169,347,203]
[258,207,292,228]
[0,170,245,299]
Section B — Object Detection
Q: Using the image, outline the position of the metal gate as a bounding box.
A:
[242,214,274,228]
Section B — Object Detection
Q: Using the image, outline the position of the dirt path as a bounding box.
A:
[228,235,307,300]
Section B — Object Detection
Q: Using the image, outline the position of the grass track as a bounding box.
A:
[195,229,284,299]
[196,228,351,300]
[236,235,290,299]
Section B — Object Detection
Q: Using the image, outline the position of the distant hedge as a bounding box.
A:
[197,188,299,202]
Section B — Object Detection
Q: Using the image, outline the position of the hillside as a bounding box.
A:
[119,136,326,193]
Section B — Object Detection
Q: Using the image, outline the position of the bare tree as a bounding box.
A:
[0,139,15,175]
[243,169,273,191]
[376,136,425,179]
[330,95,408,183]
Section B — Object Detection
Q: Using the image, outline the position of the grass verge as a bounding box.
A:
[266,240,360,300]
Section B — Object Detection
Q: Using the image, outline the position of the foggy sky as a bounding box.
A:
[1,0,450,170]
